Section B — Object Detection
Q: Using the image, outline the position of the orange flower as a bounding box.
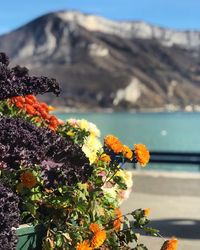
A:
[143,208,150,217]
[104,135,123,154]
[25,96,35,105]
[122,145,133,160]
[25,104,36,115]
[100,154,111,164]
[40,102,49,112]
[20,171,37,188]
[15,101,24,109]
[15,96,25,103]
[76,240,92,250]
[89,223,101,234]
[134,144,150,166]
[113,208,123,231]
[160,238,178,250]
[48,105,55,111]
[91,230,106,249]
[26,95,37,102]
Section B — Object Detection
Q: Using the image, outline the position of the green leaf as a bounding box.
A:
[55,234,63,248]
[144,227,160,236]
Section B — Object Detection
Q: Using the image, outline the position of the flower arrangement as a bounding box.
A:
[0,53,178,250]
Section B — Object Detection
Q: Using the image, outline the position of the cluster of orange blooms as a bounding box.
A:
[104,135,150,166]
[76,223,106,250]
[10,95,61,130]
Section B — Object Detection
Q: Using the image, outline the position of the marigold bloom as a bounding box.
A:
[104,135,123,154]
[91,230,106,249]
[76,240,92,250]
[134,144,150,166]
[100,153,111,164]
[113,208,123,231]
[144,208,150,217]
[122,145,133,160]
[89,223,101,234]
[160,238,178,250]
[20,171,37,188]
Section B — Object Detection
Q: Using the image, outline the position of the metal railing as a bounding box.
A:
[149,151,200,165]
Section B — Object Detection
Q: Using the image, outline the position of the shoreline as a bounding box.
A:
[54,106,200,114]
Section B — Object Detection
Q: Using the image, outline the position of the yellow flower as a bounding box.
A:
[160,238,178,250]
[100,153,111,164]
[88,122,100,137]
[91,230,106,249]
[144,208,150,217]
[67,131,75,137]
[78,119,90,131]
[20,171,37,188]
[82,135,102,164]
[76,240,92,250]
[134,144,150,166]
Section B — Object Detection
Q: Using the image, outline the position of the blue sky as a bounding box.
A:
[0,0,200,34]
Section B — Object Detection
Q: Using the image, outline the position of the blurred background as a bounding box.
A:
[0,1,200,249]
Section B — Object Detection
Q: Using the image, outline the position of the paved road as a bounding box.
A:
[121,171,200,250]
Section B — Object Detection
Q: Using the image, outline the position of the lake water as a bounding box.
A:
[57,112,200,172]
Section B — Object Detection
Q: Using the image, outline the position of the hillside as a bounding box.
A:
[0,11,200,111]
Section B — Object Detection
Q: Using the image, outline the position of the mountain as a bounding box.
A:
[0,11,200,111]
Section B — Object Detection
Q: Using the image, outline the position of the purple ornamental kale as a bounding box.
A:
[0,116,92,186]
[0,52,60,99]
[0,182,20,250]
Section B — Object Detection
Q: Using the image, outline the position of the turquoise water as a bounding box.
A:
[56,112,200,172]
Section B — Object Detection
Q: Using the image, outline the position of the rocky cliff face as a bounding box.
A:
[0,11,200,110]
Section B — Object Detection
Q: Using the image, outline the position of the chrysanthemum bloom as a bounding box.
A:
[20,171,37,188]
[113,208,123,231]
[100,153,111,164]
[122,145,133,160]
[104,135,123,154]
[76,240,92,250]
[82,135,102,164]
[134,144,150,166]
[144,208,150,217]
[160,238,178,250]
[91,230,106,249]
[89,223,101,234]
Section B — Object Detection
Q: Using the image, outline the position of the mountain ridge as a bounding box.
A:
[0,11,200,111]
